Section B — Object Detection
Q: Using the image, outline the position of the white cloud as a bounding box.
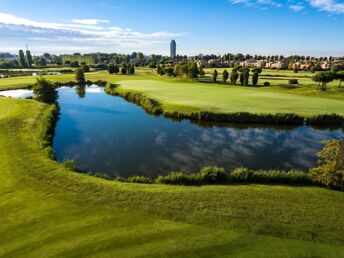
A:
[0,12,183,53]
[230,0,344,13]
[308,0,344,14]
[289,4,305,11]
[72,19,109,25]
[229,0,282,8]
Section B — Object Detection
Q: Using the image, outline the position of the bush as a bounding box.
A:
[289,79,299,84]
[199,166,227,184]
[307,114,344,125]
[94,172,112,180]
[62,159,77,171]
[230,167,251,182]
[155,172,202,186]
[310,140,344,190]
[188,112,304,125]
[110,91,163,115]
[33,77,58,104]
[155,167,311,186]
[127,176,153,184]
[263,82,271,86]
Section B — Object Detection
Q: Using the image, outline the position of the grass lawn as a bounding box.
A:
[1,69,343,117]
[1,96,344,257]
[116,79,344,116]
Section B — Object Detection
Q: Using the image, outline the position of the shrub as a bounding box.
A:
[289,79,299,84]
[307,114,344,125]
[199,166,227,184]
[94,172,112,180]
[127,176,153,184]
[155,172,202,186]
[154,167,311,186]
[230,167,252,182]
[310,140,344,190]
[75,69,85,84]
[263,82,271,86]
[111,91,163,115]
[62,159,77,171]
[188,112,304,125]
[33,77,58,104]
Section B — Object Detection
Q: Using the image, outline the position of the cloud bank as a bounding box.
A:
[230,0,344,13]
[0,13,182,54]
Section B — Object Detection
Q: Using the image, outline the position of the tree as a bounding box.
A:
[230,69,239,85]
[188,63,199,79]
[293,65,299,73]
[164,67,174,77]
[240,72,244,86]
[239,67,250,86]
[222,69,229,83]
[18,50,26,68]
[212,69,218,83]
[76,85,86,98]
[114,65,119,74]
[312,71,334,91]
[32,77,58,103]
[199,66,205,77]
[121,67,127,75]
[334,71,344,87]
[82,65,90,73]
[128,65,135,74]
[108,64,116,74]
[310,66,316,73]
[252,68,262,86]
[70,61,79,67]
[310,140,344,190]
[34,57,47,67]
[180,64,189,77]
[26,50,32,68]
[173,65,181,77]
[75,68,85,84]
[252,72,259,86]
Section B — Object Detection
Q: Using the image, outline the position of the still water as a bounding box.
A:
[1,86,343,177]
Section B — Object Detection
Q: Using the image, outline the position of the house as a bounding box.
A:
[265,61,287,69]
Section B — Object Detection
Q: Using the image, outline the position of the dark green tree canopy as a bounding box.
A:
[75,69,86,84]
[32,77,58,104]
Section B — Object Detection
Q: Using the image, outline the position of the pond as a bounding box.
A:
[1,85,343,178]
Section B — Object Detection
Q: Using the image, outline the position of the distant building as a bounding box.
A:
[170,40,176,59]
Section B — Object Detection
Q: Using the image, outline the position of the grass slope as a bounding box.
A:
[116,80,344,116]
[1,97,344,257]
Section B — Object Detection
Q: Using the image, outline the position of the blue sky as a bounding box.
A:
[0,0,343,56]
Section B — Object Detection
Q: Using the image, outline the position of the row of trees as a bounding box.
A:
[212,67,262,86]
[222,53,344,62]
[157,64,264,86]
[312,71,344,91]
[18,49,33,68]
[108,63,135,75]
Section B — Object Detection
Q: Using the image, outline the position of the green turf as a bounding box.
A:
[115,79,344,116]
[1,96,344,257]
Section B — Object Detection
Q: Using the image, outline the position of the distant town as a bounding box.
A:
[0,40,343,73]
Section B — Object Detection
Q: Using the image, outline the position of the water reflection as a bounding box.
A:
[0,89,33,98]
[50,86,343,178]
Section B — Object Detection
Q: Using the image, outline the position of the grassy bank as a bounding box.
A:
[114,79,344,117]
[1,96,344,257]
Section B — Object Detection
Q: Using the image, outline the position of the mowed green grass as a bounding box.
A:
[0,68,157,90]
[116,80,344,116]
[1,97,344,257]
[1,68,343,116]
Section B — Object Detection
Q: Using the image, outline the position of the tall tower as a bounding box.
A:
[170,40,176,59]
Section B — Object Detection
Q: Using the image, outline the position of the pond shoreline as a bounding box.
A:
[105,83,344,127]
